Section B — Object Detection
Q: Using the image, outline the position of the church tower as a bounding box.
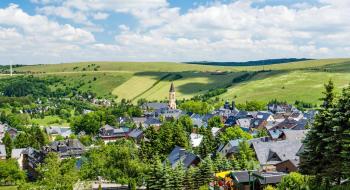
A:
[168,82,176,109]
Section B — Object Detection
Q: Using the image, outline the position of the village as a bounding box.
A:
[0,82,316,190]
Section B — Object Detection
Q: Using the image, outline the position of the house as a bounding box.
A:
[144,117,162,128]
[142,102,168,115]
[6,127,18,139]
[217,137,271,158]
[191,114,207,127]
[11,148,26,169]
[230,171,286,190]
[99,124,130,143]
[230,171,256,190]
[22,147,45,179]
[132,117,148,128]
[190,133,203,148]
[256,111,274,122]
[272,113,286,123]
[217,139,242,158]
[250,118,267,130]
[268,104,294,113]
[166,146,200,168]
[211,127,221,137]
[288,111,304,121]
[0,124,6,142]
[278,130,308,141]
[271,118,307,130]
[236,118,252,132]
[45,126,72,140]
[161,109,184,120]
[0,144,6,159]
[42,139,85,159]
[128,128,144,142]
[224,115,236,126]
[252,140,303,172]
[252,172,287,189]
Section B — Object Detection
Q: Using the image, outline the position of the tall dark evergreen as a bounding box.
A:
[327,85,350,184]
[340,86,350,179]
[2,132,13,159]
[300,80,336,184]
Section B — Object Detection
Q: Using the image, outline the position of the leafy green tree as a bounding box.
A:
[277,172,309,190]
[214,155,232,172]
[208,116,223,128]
[218,126,252,143]
[255,128,269,138]
[236,140,258,170]
[179,100,213,115]
[13,125,48,149]
[36,153,79,190]
[2,132,13,159]
[0,159,26,185]
[71,112,101,135]
[80,140,147,185]
[177,115,194,133]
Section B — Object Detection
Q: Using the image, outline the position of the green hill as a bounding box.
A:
[10,58,350,104]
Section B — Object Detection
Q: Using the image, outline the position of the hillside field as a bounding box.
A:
[9,58,350,104]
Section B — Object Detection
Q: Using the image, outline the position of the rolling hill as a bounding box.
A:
[10,58,350,104]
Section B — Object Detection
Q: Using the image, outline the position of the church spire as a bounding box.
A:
[168,82,176,109]
[169,82,175,92]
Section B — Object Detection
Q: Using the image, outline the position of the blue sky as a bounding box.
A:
[0,0,350,65]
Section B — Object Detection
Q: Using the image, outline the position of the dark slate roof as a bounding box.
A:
[128,128,143,139]
[44,139,85,158]
[231,171,256,183]
[224,116,236,126]
[169,82,175,92]
[144,117,162,126]
[143,102,168,110]
[166,146,199,168]
[253,172,286,185]
[257,111,273,120]
[252,140,302,166]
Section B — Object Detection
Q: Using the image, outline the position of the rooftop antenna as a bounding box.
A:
[10,59,13,76]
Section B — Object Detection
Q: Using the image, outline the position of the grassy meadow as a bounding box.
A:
[9,58,350,104]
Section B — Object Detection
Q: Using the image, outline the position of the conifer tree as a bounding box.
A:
[300,80,336,184]
[184,167,196,190]
[2,132,13,159]
[325,85,350,184]
[199,157,214,186]
[170,164,185,190]
[340,86,350,179]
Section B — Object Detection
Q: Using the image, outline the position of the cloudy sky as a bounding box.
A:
[0,0,350,65]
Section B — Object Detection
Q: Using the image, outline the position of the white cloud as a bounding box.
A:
[2,0,350,64]
[0,4,95,64]
[92,12,109,20]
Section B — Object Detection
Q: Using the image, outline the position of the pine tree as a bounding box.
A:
[170,164,185,190]
[146,158,163,190]
[2,132,13,159]
[230,157,241,170]
[340,86,350,179]
[159,162,172,190]
[199,157,214,186]
[326,85,350,184]
[183,167,196,190]
[300,80,336,184]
